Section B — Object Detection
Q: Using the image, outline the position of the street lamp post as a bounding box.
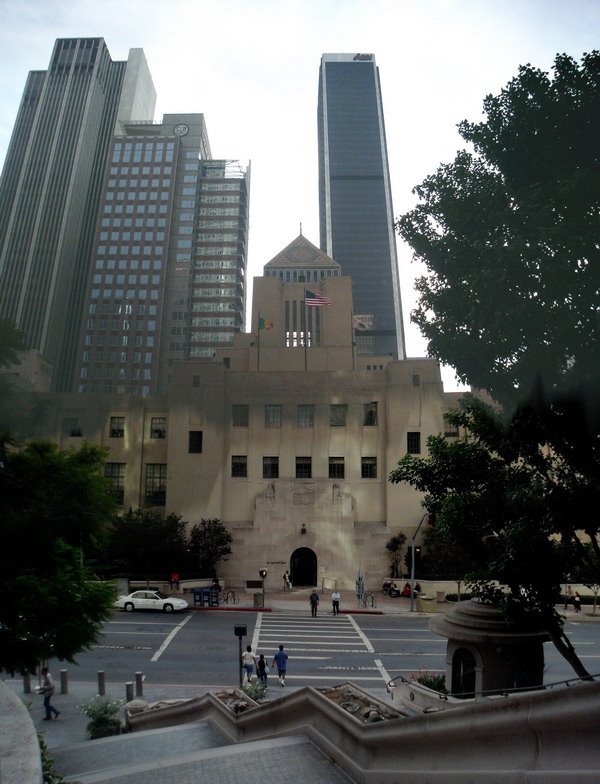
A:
[410,513,429,613]
[259,568,268,596]
[234,624,247,688]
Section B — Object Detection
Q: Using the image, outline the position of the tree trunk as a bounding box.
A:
[546,623,593,680]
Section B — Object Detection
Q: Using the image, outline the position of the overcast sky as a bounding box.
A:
[0,0,598,389]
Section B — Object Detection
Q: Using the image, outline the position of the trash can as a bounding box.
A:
[417,596,437,613]
[436,591,446,603]
[253,593,264,608]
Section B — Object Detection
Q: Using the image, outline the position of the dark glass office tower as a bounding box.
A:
[318,53,405,358]
[0,38,156,390]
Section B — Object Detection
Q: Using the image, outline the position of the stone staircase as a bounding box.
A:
[50,722,352,784]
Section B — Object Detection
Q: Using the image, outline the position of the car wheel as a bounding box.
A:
[124,602,134,612]
[163,603,174,613]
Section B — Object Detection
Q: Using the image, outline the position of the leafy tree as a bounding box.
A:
[189,518,232,576]
[0,317,24,369]
[0,319,47,443]
[385,533,407,578]
[104,509,190,580]
[389,397,597,680]
[420,525,477,599]
[0,441,117,674]
[397,51,600,410]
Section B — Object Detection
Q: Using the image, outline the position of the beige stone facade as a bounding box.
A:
[36,236,461,590]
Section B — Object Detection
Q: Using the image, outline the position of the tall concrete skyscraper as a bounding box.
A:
[318,53,405,359]
[0,38,156,390]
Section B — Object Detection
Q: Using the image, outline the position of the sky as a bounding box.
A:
[0,0,598,390]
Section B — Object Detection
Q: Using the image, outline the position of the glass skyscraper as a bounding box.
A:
[318,53,405,359]
[0,38,156,390]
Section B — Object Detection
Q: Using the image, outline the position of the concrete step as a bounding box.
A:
[51,720,227,779]
[58,735,353,784]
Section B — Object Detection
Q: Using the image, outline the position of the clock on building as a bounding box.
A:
[173,124,189,136]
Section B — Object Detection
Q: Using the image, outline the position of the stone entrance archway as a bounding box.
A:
[290,547,317,586]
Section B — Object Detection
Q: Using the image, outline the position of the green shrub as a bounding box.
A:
[38,733,64,783]
[79,696,123,739]
[241,682,266,702]
[415,672,448,694]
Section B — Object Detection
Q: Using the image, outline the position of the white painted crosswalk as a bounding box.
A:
[251,611,385,686]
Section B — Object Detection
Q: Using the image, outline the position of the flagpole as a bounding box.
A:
[303,291,308,371]
[351,311,355,370]
[257,312,260,371]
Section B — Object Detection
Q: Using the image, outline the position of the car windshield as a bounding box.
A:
[155,591,168,599]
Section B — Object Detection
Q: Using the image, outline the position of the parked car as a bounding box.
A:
[114,590,189,613]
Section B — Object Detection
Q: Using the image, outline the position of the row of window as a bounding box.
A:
[232,455,379,480]
[104,446,371,507]
[232,402,380,428]
[67,411,421,455]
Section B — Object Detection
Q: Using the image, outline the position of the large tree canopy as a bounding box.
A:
[389,396,599,679]
[104,508,190,579]
[0,442,117,674]
[397,51,600,409]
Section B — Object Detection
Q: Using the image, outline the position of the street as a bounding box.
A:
[39,607,600,701]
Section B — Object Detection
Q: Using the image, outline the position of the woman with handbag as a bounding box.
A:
[256,653,269,687]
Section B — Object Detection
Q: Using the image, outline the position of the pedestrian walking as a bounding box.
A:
[573,592,582,613]
[40,666,60,721]
[241,645,255,684]
[272,644,288,687]
[256,653,269,688]
[564,585,573,609]
[283,570,292,592]
[331,589,341,615]
[309,589,320,617]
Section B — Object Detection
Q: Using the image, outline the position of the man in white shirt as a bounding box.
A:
[331,590,341,615]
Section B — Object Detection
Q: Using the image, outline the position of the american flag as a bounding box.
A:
[305,290,332,306]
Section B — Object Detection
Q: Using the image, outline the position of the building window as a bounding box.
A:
[265,405,282,428]
[189,431,203,453]
[232,455,247,478]
[105,463,125,504]
[297,405,314,428]
[296,456,312,479]
[232,404,249,427]
[109,416,125,438]
[150,417,166,439]
[330,404,347,427]
[263,456,279,479]
[363,402,378,426]
[62,418,82,438]
[361,457,377,479]
[145,463,167,505]
[329,457,345,479]
[407,432,421,454]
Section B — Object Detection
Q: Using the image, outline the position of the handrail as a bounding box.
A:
[386,670,600,700]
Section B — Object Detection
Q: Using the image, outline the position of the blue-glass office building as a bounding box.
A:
[318,53,405,358]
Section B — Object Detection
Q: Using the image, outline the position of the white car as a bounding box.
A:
[114,590,189,613]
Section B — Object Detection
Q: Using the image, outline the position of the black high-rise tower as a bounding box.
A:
[318,53,405,358]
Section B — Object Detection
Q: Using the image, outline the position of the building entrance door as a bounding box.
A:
[290,547,317,587]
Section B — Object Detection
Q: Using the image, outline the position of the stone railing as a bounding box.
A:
[125,680,600,782]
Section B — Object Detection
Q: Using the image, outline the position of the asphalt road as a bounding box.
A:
[47,608,600,700]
